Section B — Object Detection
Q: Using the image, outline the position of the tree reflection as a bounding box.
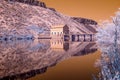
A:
[0,39,97,80]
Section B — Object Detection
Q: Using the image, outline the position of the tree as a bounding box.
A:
[96,9,120,44]
[94,8,120,80]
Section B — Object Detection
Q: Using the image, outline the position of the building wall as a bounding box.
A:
[50,27,63,39]
[63,25,69,35]
[50,25,69,39]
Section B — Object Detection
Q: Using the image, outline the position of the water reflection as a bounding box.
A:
[0,39,97,80]
[95,43,120,80]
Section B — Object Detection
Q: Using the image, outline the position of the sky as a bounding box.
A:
[42,0,120,22]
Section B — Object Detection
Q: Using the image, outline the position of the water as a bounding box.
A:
[0,39,100,80]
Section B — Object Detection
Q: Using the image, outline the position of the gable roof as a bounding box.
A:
[51,25,65,29]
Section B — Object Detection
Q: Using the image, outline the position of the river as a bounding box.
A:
[0,39,102,80]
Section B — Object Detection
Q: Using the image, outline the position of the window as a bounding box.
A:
[54,32,56,35]
[51,32,53,35]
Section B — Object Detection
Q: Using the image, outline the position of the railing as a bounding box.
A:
[64,34,95,42]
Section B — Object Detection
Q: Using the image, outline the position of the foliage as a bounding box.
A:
[95,9,120,80]
[96,9,120,44]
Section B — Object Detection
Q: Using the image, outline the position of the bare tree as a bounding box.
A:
[95,9,120,80]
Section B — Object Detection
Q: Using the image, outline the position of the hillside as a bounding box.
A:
[0,0,98,39]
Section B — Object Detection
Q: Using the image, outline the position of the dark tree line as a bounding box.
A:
[72,17,98,25]
[6,0,46,8]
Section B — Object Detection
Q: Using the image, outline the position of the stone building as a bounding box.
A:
[50,25,69,39]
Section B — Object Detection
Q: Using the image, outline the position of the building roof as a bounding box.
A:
[51,24,65,29]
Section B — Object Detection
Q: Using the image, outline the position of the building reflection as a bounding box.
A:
[50,39,69,52]
[63,42,69,51]
[0,39,97,80]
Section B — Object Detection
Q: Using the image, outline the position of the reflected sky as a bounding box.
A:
[0,39,99,80]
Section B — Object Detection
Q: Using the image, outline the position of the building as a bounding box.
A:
[50,25,69,39]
